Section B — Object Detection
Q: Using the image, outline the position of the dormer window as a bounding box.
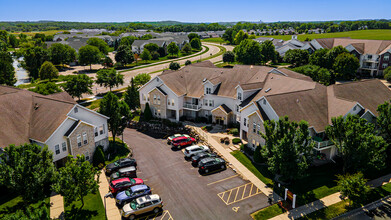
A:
[238,92,242,101]
[206,87,211,94]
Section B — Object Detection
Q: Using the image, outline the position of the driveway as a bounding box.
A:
[123,128,268,220]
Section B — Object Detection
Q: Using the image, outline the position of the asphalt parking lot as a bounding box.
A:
[123,128,269,220]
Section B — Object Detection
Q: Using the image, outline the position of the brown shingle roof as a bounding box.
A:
[315,38,391,55]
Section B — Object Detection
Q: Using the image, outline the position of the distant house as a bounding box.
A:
[131,36,189,54]
[0,87,109,166]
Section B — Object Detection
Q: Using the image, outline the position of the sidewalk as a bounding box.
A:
[98,174,121,220]
[50,192,64,220]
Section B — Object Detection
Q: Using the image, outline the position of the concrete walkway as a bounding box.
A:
[50,192,64,220]
[98,174,121,220]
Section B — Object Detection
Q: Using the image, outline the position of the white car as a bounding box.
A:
[121,194,163,219]
[184,145,210,158]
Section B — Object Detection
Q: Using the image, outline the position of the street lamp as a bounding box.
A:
[104,192,112,220]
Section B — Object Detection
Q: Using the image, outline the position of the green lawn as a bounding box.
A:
[64,192,105,220]
[12,30,66,36]
[202,37,228,44]
[252,203,286,220]
[81,99,102,111]
[264,29,391,41]
[298,200,350,220]
[105,138,131,164]
[0,192,50,218]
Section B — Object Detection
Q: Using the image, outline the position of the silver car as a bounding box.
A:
[121,194,163,219]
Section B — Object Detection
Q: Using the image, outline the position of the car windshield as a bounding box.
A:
[130,201,138,210]
[114,162,119,166]
[130,179,136,184]
[125,190,131,196]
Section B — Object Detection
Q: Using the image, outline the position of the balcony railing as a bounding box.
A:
[183,103,201,110]
[313,139,334,149]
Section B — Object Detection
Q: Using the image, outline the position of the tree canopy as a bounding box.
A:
[260,40,276,63]
[222,51,235,63]
[309,48,329,68]
[293,64,333,86]
[233,39,263,65]
[337,172,370,207]
[190,38,201,50]
[188,33,200,41]
[144,43,159,52]
[0,51,16,86]
[222,28,236,44]
[29,82,62,95]
[333,53,360,80]
[21,46,48,79]
[283,49,309,67]
[233,30,249,45]
[95,68,124,91]
[167,42,179,56]
[120,36,137,47]
[62,74,94,100]
[115,45,134,66]
[48,43,76,67]
[39,61,58,81]
[169,62,181,70]
[123,78,139,110]
[78,45,101,70]
[181,43,192,55]
[87,37,109,54]
[140,49,152,61]
[133,73,151,87]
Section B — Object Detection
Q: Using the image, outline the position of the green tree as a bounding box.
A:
[62,74,94,100]
[140,49,152,62]
[260,40,276,63]
[337,172,370,206]
[115,45,134,66]
[181,43,192,55]
[188,33,200,41]
[53,155,100,209]
[283,49,309,67]
[233,30,249,45]
[222,51,235,63]
[377,100,391,144]
[78,45,101,70]
[0,51,16,86]
[293,64,333,85]
[87,37,109,54]
[167,42,179,56]
[222,28,236,44]
[133,73,151,87]
[190,38,201,50]
[169,62,180,70]
[144,43,159,52]
[102,56,114,68]
[309,48,329,68]
[120,36,137,47]
[29,82,62,95]
[383,66,391,82]
[0,30,8,44]
[39,61,58,81]
[233,39,263,65]
[99,92,132,141]
[0,144,56,204]
[325,46,348,69]
[326,114,387,173]
[92,145,105,168]
[8,34,19,48]
[185,60,192,66]
[260,116,314,182]
[143,102,153,121]
[95,68,124,91]
[253,145,263,163]
[21,46,48,79]
[48,43,76,67]
[157,47,167,57]
[123,78,140,110]
[333,53,360,80]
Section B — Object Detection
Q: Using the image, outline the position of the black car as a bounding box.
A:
[191,152,218,167]
[198,157,226,174]
[106,158,137,175]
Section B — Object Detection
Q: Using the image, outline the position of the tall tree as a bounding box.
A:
[62,74,94,100]
[333,53,360,80]
[233,39,263,65]
[143,102,153,121]
[0,144,56,204]
[326,114,387,173]
[39,61,59,81]
[144,43,159,52]
[140,49,152,62]
[95,68,124,91]
[53,155,100,209]
[8,34,19,48]
[115,45,134,66]
[48,43,76,67]
[21,46,48,79]
[181,43,192,55]
[133,73,151,87]
[377,100,391,144]
[190,38,202,50]
[123,78,140,110]
[187,33,200,41]
[119,36,137,47]
[325,45,348,69]
[78,45,101,70]
[222,28,236,44]
[260,116,314,182]
[384,67,391,82]
[222,51,235,63]
[87,37,109,54]
[309,48,329,68]
[260,40,276,64]
[0,51,16,86]
[167,42,179,56]
[233,30,248,45]
[99,92,132,141]
[283,49,309,67]
[337,172,370,207]
[0,30,8,44]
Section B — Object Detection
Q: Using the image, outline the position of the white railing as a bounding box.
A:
[314,140,334,149]
[183,103,201,110]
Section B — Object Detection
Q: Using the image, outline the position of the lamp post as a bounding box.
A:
[104,192,112,220]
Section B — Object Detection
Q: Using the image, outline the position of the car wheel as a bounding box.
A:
[153,207,160,213]
[205,169,209,173]
[129,215,136,220]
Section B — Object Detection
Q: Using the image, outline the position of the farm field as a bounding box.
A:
[11,30,65,36]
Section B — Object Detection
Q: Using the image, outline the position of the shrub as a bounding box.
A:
[93,145,105,167]
[232,138,241,145]
[229,128,239,136]
[240,144,244,151]
[169,62,181,70]
[384,67,391,82]
[185,60,192,66]
[224,137,230,144]
[114,62,123,68]
[143,102,153,121]
[253,145,263,163]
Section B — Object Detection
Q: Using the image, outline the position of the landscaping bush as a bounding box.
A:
[92,145,105,168]
[220,138,225,143]
[201,125,213,132]
[229,128,239,136]
[240,144,244,151]
[253,145,263,163]
[224,137,230,145]
[143,103,153,121]
[243,144,254,156]
[232,138,241,145]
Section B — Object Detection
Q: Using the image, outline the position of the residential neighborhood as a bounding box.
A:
[1,1,391,220]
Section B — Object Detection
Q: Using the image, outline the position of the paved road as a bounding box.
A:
[123,128,268,220]
[339,199,391,220]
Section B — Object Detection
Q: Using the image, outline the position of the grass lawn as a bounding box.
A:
[264,29,391,41]
[81,99,102,111]
[202,37,228,44]
[251,203,286,220]
[0,192,50,218]
[105,137,131,164]
[298,200,350,220]
[11,30,65,36]
[64,192,105,220]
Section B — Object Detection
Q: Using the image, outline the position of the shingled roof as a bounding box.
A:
[0,86,76,148]
[314,38,391,55]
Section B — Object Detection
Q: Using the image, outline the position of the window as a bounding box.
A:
[237,92,242,101]
[157,95,160,105]
[384,55,390,61]
[158,109,161,116]
[94,127,98,137]
[77,135,82,147]
[367,55,372,59]
[153,95,156,104]
[252,140,256,148]
[55,144,60,155]
[244,118,247,126]
[206,87,211,94]
[99,125,104,135]
[168,99,171,105]
[253,123,256,133]
[383,63,388,69]
[147,94,150,101]
[208,100,214,107]
[85,151,90,161]
[236,105,239,112]
[62,142,66,152]
[171,99,174,106]
[74,107,78,113]
[143,94,146,101]
[82,132,88,145]
[204,99,208,105]
[257,124,261,132]
[154,109,157,116]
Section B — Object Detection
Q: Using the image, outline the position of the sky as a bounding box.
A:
[0,0,390,23]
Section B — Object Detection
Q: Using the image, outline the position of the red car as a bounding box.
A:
[171,136,196,148]
[109,177,144,194]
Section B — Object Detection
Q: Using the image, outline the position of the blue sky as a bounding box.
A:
[0,0,390,23]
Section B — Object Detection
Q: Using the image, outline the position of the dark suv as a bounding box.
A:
[191,152,218,167]
[106,158,137,175]
[198,157,226,174]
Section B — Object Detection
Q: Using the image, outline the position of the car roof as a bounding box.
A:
[119,166,136,172]
[185,145,200,150]
[131,184,148,192]
[173,136,189,141]
[111,177,130,185]
[119,158,132,162]
[200,157,215,163]
[136,194,160,203]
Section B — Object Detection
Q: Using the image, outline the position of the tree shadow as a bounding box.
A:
[64,204,98,220]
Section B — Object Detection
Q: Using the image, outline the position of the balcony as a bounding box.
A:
[313,137,334,150]
[183,103,201,111]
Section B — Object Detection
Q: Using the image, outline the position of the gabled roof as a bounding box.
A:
[313,38,391,55]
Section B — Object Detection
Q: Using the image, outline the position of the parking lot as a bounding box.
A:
[123,128,269,220]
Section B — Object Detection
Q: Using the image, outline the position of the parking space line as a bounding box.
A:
[207,174,239,186]
[217,183,263,206]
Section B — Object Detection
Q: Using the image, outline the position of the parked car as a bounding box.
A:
[191,152,218,166]
[184,145,210,158]
[110,166,137,181]
[106,158,137,175]
[167,134,190,144]
[116,184,152,207]
[172,136,196,149]
[121,194,163,219]
[109,177,144,194]
[198,157,226,174]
